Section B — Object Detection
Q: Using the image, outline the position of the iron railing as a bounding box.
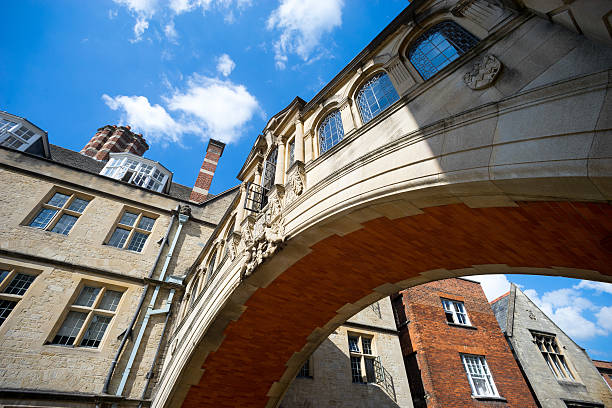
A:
[244,182,266,213]
[374,356,396,401]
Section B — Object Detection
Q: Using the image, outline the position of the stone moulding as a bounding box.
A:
[463,54,502,90]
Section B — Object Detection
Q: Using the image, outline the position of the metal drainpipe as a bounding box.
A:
[103,207,178,395]
[137,307,171,407]
[113,209,189,400]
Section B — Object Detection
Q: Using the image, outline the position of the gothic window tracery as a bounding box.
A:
[407,21,478,80]
[356,73,399,124]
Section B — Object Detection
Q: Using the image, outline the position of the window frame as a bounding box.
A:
[105,208,157,253]
[407,20,479,81]
[297,355,314,379]
[348,332,377,384]
[0,266,39,327]
[441,298,471,326]
[317,109,345,155]
[47,282,124,349]
[0,118,43,152]
[460,354,500,398]
[355,72,400,125]
[531,331,577,382]
[100,153,170,193]
[25,189,93,236]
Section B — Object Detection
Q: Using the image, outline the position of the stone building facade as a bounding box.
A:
[491,284,612,407]
[0,111,237,407]
[393,278,537,408]
[279,298,413,408]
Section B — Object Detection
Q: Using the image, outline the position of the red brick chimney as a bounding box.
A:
[190,139,225,203]
[80,125,149,161]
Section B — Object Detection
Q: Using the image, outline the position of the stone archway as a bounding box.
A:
[175,201,611,408]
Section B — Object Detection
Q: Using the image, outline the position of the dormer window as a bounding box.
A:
[100,153,171,193]
[0,116,44,152]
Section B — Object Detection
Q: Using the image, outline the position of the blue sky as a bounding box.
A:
[2,1,610,360]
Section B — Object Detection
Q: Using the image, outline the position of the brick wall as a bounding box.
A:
[190,139,225,203]
[396,278,538,408]
[80,125,149,161]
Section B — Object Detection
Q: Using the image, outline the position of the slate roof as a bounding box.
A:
[48,144,195,201]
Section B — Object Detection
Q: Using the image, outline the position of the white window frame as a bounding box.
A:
[461,354,500,398]
[441,298,471,326]
[0,118,43,152]
[100,153,170,193]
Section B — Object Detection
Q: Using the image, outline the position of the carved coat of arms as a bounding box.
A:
[463,54,502,90]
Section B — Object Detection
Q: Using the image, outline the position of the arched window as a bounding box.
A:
[407,21,478,80]
[318,110,344,154]
[260,148,277,209]
[356,73,399,124]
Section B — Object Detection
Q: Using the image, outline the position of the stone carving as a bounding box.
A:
[240,217,285,278]
[528,310,536,320]
[227,234,239,261]
[463,54,502,90]
[179,205,192,216]
[284,162,305,206]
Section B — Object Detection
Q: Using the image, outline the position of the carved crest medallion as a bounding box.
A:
[463,54,502,90]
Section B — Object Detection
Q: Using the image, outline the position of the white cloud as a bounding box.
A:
[523,287,608,340]
[216,54,236,77]
[165,74,261,143]
[113,0,251,42]
[102,68,260,146]
[267,0,344,69]
[574,280,612,295]
[596,306,612,332]
[464,274,511,302]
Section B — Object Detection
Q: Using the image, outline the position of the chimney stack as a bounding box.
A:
[190,139,225,203]
[81,125,149,161]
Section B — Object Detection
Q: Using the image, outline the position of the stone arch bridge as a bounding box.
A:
[153,1,612,407]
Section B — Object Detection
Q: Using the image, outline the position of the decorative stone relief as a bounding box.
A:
[240,216,285,278]
[227,232,240,261]
[451,0,511,31]
[284,162,306,206]
[463,54,502,90]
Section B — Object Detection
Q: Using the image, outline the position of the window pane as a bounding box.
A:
[50,214,78,235]
[365,357,376,383]
[3,273,36,296]
[0,299,17,326]
[362,338,372,355]
[108,227,130,248]
[119,212,138,226]
[351,356,363,383]
[80,315,112,348]
[408,21,478,80]
[297,359,310,378]
[288,140,295,166]
[0,270,10,284]
[52,311,87,346]
[127,231,149,252]
[356,74,399,124]
[67,198,90,213]
[349,336,360,353]
[98,290,122,311]
[138,216,155,231]
[74,286,101,307]
[318,110,344,154]
[47,193,70,208]
[29,208,58,229]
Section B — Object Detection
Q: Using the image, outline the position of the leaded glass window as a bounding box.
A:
[28,191,90,234]
[0,268,37,327]
[50,285,123,348]
[348,333,377,384]
[461,354,499,397]
[107,210,156,253]
[288,139,295,167]
[408,21,478,80]
[318,110,344,154]
[260,148,278,209]
[356,73,399,124]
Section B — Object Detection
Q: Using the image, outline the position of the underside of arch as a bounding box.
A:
[180,201,612,408]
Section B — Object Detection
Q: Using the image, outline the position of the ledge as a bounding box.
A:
[472,395,507,402]
[447,322,477,330]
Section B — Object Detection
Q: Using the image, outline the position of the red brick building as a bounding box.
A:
[392,278,537,408]
[593,360,612,392]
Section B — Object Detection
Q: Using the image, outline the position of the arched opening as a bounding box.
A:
[173,201,611,408]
